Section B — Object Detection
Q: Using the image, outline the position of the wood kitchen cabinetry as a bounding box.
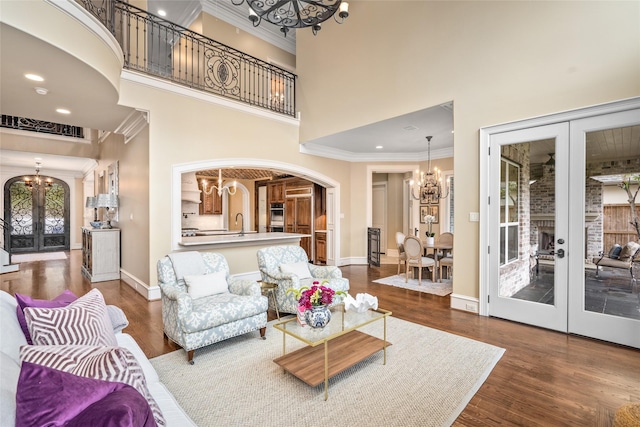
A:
[267,182,285,203]
[81,227,120,282]
[286,195,312,258]
[315,232,327,264]
[198,180,222,215]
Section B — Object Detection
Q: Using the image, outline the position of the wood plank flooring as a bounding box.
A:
[2,250,638,426]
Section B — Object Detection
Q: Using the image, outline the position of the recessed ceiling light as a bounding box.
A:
[56,108,71,114]
[34,87,48,95]
[376,145,383,149]
[25,73,44,82]
[158,9,166,16]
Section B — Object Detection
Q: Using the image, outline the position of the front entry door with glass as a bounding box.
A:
[483,101,640,349]
[4,177,70,253]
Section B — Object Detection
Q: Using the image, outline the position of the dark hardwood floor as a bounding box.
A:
[2,250,638,426]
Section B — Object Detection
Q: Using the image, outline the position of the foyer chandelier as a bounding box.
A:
[231,0,349,37]
[202,169,237,197]
[24,162,52,190]
[410,136,449,202]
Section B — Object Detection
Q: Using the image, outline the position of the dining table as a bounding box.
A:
[422,240,453,282]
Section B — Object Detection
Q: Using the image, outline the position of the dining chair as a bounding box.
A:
[395,232,407,275]
[435,232,454,260]
[439,255,453,282]
[404,235,435,284]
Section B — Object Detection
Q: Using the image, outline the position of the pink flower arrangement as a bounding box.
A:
[287,280,346,310]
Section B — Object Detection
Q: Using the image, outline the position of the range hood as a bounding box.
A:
[181,172,201,204]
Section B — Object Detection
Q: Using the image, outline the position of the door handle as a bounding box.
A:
[556,248,565,258]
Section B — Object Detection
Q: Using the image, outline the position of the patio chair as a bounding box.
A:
[592,241,640,281]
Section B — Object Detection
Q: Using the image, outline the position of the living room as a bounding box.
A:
[1,0,639,425]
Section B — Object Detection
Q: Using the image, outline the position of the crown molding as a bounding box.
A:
[200,0,296,55]
[300,143,455,163]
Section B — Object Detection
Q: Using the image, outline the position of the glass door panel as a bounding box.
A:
[569,110,640,349]
[489,123,569,332]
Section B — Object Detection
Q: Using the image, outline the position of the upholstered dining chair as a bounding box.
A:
[404,235,436,284]
[395,231,407,275]
[435,232,454,260]
[439,255,453,282]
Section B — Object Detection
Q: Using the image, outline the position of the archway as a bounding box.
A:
[172,158,341,265]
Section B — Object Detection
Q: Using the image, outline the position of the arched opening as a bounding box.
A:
[172,159,341,265]
[4,175,71,253]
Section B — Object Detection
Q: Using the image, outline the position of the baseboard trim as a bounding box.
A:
[341,257,368,266]
[450,293,479,314]
[120,269,160,301]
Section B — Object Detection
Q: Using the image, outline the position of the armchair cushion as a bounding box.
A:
[279,261,312,279]
[256,245,350,314]
[184,271,228,299]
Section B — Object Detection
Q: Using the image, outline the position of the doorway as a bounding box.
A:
[4,176,70,253]
[481,98,640,349]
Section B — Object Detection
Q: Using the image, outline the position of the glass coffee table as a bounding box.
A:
[272,305,392,400]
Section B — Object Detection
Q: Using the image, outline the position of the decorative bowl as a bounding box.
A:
[90,221,103,229]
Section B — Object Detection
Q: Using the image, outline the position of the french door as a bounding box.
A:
[483,100,640,349]
[4,177,70,253]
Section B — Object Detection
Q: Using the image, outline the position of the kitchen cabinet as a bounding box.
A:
[268,182,285,204]
[199,181,222,215]
[81,227,120,282]
[286,196,312,259]
[315,232,327,264]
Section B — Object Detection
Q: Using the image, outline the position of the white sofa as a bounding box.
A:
[0,290,195,426]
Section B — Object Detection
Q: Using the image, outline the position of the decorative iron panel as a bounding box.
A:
[9,182,33,235]
[79,0,296,117]
[1,115,84,138]
[44,184,65,235]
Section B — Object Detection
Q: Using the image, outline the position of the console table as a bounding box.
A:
[81,227,120,282]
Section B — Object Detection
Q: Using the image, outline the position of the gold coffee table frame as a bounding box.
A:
[273,305,392,400]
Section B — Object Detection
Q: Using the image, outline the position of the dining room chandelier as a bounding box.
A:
[24,161,52,190]
[410,136,449,202]
[201,169,237,197]
[231,0,349,37]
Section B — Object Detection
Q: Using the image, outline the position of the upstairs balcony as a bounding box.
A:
[79,0,296,117]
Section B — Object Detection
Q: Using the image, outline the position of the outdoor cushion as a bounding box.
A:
[618,241,640,262]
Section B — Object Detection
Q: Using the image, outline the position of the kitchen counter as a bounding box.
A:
[179,232,310,249]
[195,230,258,236]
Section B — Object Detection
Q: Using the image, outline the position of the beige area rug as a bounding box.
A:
[150,317,504,427]
[373,274,453,296]
[11,252,67,263]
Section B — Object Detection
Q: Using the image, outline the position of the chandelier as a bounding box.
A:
[231,0,349,37]
[410,136,449,202]
[202,169,237,197]
[24,162,52,190]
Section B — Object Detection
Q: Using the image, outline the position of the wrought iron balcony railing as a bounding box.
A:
[1,115,84,138]
[79,0,296,117]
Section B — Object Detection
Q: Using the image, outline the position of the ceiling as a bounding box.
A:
[1,2,638,178]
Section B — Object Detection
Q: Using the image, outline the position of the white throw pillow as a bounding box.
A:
[184,271,229,299]
[280,261,312,279]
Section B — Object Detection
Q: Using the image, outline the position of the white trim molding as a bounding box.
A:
[450,294,479,314]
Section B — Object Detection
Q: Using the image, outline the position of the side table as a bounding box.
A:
[260,282,280,320]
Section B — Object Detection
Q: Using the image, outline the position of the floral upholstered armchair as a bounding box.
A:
[157,251,268,364]
[256,245,349,314]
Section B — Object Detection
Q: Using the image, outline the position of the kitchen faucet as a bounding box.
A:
[235,213,245,235]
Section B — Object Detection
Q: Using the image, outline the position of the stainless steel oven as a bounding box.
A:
[269,203,284,227]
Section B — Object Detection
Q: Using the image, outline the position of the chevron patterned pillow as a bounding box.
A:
[20,345,165,426]
[24,289,117,347]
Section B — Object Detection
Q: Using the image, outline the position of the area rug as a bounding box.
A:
[150,317,504,426]
[373,274,452,296]
[11,252,67,263]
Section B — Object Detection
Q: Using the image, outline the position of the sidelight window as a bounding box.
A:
[500,158,519,265]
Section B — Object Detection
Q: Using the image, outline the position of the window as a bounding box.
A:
[500,158,519,265]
